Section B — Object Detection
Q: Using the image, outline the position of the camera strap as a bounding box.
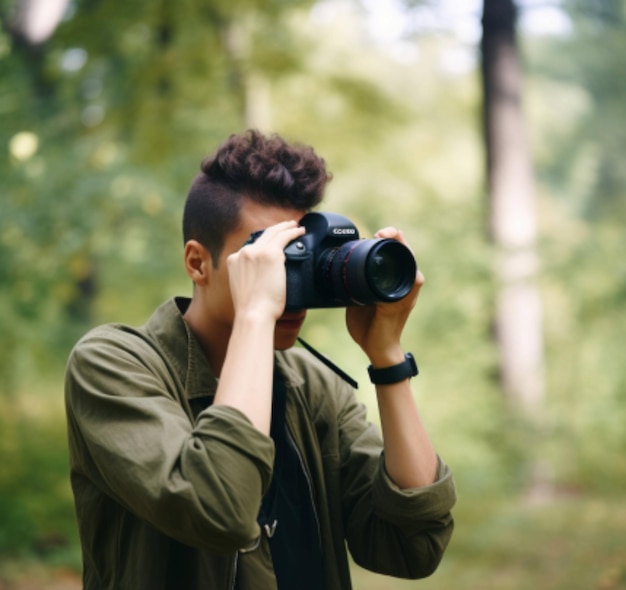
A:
[297,337,358,389]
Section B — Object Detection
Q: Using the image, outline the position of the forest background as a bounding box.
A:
[1,0,625,588]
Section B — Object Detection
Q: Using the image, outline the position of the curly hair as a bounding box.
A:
[183,129,332,267]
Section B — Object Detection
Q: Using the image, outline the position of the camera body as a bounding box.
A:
[257,212,417,310]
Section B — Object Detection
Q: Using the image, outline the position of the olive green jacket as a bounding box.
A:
[65,297,456,589]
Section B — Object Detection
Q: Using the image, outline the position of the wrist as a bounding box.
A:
[232,309,277,339]
[234,306,280,326]
[366,345,405,369]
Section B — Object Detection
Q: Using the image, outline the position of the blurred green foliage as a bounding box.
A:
[1,0,625,587]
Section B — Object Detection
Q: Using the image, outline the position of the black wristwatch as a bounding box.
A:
[367,353,419,385]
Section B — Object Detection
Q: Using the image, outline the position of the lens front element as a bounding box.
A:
[365,240,416,301]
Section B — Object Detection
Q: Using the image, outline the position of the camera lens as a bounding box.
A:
[366,242,411,296]
[320,239,417,305]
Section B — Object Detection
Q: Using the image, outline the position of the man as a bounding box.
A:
[65,129,456,589]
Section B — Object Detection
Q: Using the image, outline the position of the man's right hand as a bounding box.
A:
[226,220,305,322]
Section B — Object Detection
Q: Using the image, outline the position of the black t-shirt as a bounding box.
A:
[258,372,326,589]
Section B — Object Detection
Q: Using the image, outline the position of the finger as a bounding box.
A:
[375,227,416,262]
[252,220,304,247]
[375,227,409,247]
[248,220,295,244]
[374,226,400,239]
[264,226,306,254]
[241,221,303,254]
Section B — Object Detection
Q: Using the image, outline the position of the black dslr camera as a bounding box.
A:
[246,212,417,310]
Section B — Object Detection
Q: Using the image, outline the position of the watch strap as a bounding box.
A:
[368,353,418,385]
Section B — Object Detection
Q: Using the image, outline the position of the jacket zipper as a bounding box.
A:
[285,426,323,551]
[229,552,238,590]
[230,532,264,589]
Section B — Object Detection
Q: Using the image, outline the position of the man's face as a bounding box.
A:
[209,199,308,350]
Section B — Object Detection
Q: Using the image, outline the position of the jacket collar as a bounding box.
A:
[144,297,304,401]
[144,297,218,400]
[275,350,306,390]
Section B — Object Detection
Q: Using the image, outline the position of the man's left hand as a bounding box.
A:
[345,227,424,367]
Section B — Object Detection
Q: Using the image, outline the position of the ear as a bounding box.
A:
[183,240,212,286]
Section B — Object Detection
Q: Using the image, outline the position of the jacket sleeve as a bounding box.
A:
[65,326,275,553]
[336,379,456,579]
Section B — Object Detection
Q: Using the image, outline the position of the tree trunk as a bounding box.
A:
[10,0,70,45]
[481,0,545,417]
[223,19,272,130]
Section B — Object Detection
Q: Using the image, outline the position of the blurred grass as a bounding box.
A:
[0,379,82,578]
[2,384,626,590]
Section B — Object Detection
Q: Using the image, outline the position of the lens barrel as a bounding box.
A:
[320,239,416,305]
